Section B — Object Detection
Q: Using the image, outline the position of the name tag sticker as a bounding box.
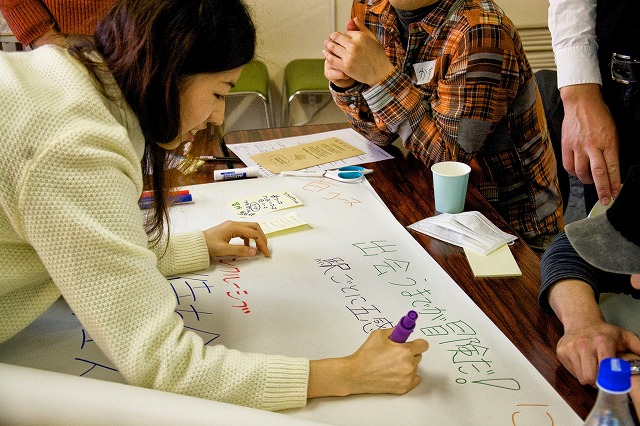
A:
[413,60,436,85]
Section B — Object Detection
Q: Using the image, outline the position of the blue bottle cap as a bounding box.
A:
[597,358,632,393]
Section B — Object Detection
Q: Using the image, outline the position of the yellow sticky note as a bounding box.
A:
[463,244,522,278]
[249,137,365,174]
[228,191,303,218]
[258,212,310,236]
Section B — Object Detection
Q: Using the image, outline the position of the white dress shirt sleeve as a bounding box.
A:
[549,0,602,88]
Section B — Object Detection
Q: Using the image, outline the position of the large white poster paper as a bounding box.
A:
[0,176,581,425]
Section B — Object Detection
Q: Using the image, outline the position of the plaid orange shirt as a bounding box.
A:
[331,0,564,240]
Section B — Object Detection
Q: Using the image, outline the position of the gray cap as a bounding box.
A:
[565,166,640,275]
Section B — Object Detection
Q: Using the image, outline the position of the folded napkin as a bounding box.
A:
[408,211,517,255]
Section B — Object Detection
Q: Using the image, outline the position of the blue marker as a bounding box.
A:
[139,192,193,210]
[389,310,418,343]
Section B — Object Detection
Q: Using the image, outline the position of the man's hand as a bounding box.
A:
[560,84,621,206]
[557,319,640,385]
[548,278,640,385]
[323,18,395,88]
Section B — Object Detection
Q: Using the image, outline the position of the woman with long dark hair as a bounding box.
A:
[0,0,428,410]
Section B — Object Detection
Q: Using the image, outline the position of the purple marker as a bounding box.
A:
[389,310,419,343]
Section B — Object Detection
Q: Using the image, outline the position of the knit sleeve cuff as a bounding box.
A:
[157,231,210,276]
[1,2,55,46]
[260,357,309,411]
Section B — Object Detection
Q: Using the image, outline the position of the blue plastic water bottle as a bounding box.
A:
[583,358,635,426]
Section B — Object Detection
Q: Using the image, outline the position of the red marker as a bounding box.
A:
[140,189,190,199]
[139,190,192,209]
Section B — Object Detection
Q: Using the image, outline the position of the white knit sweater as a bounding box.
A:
[0,46,308,411]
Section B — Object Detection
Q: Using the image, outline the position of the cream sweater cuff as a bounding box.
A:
[261,357,310,411]
[166,231,210,274]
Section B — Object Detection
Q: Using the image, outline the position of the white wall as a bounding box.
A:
[496,0,548,28]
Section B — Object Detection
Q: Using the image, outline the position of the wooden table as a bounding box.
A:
[181,121,596,419]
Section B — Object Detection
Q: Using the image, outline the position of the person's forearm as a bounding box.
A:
[307,358,351,398]
[618,354,640,419]
[630,375,640,419]
[559,83,603,108]
[29,28,65,48]
[548,278,604,331]
[330,85,398,147]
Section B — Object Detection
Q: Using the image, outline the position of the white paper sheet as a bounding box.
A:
[227,128,394,176]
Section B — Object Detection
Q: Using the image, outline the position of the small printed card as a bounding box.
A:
[249,137,365,174]
[258,212,310,236]
[228,190,303,217]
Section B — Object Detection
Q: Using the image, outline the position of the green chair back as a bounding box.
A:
[284,59,329,100]
[230,60,269,100]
